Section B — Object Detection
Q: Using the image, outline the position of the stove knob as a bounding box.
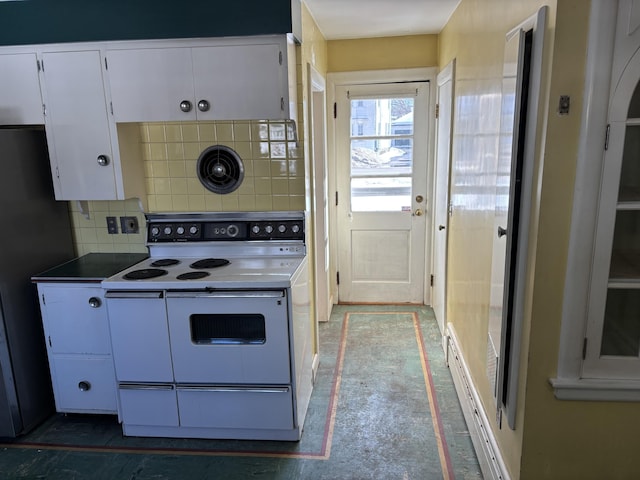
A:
[278,224,287,233]
[151,227,160,236]
[189,225,198,235]
[291,224,300,233]
[176,226,185,235]
[227,224,239,237]
[252,225,261,234]
[265,225,274,234]
[164,226,172,235]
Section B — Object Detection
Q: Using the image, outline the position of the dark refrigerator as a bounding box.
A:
[0,126,75,437]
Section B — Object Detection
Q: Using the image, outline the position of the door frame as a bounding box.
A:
[327,67,438,304]
[432,59,456,337]
[308,63,332,322]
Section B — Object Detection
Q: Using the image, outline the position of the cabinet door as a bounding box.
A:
[192,43,285,120]
[107,48,195,122]
[40,50,116,200]
[39,285,111,355]
[0,53,44,125]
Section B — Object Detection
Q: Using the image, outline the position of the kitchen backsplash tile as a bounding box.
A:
[70,119,305,254]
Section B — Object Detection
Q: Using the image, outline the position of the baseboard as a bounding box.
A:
[445,325,511,480]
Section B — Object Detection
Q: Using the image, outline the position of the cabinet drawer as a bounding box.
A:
[177,386,294,430]
[119,386,179,427]
[51,356,117,413]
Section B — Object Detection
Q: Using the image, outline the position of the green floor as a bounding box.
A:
[0,305,481,479]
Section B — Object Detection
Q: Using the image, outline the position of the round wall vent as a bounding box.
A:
[196,145,244,194]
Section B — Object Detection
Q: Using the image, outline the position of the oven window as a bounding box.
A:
[190,314,266,345]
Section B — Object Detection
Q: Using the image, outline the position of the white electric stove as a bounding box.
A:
[102,211,314,441]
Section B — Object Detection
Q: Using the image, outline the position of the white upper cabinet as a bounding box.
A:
[191,43,284,121]
[0,53,44,125]
[106,47,195,122]
[38,50,146,202]
[106,37,294,122]
[40,50,118,200]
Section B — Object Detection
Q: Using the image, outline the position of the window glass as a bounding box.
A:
[350,97,414,212]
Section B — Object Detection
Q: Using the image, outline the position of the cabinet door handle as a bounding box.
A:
[179,100,192,113]
[498,226,507,238]
[97,155,110,166]
[88,297,102,308]
[78,381,91,392]
[197,99,210,112]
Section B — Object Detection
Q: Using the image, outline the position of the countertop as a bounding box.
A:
[31,252,148,283]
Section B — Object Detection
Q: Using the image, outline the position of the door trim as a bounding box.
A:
[327,67,437,304]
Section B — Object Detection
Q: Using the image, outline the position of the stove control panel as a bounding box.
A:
[148,220,304,242]
[248,220,304,240]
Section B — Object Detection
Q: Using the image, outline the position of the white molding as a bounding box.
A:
[328,67,437,86]
[550,377,640,401]
[446,324,510,480]
[556,0,618,381]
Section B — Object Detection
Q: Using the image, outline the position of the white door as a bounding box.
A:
[432,61,455,334]
[336,82,429,303]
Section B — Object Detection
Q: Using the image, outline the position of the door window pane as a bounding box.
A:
[350,97,414,211]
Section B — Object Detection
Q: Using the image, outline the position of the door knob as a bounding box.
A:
[413,208,423,217]
[438,225,445,231]
[498,226,507,238]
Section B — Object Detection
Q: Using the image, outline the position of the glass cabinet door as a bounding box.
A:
[585,79,640,378]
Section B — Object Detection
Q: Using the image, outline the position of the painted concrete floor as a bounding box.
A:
[0,305,482,479]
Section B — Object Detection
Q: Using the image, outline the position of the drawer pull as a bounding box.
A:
[78,381,91,392]
[88,297,101,308]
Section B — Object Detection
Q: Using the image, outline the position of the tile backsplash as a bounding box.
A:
[71,119,305,255]
[142,120,305,212]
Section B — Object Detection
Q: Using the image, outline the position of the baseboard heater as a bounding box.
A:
[445,325,511,480]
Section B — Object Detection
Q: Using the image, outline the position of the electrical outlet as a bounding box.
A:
[120,216,139,234]
[106,216,118,234]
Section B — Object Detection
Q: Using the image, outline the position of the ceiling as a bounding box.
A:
[302,0,461,40]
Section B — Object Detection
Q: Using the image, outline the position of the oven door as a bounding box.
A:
[165,290,291,384]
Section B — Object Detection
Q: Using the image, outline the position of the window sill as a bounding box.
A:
[549,377,640,401]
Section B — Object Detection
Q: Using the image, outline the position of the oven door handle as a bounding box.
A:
[177,385,290,394]
[165,290,284,299]
[105,291,164,299]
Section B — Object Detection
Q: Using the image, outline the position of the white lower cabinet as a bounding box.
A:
[37,283,117,414]
[51,356,117,412]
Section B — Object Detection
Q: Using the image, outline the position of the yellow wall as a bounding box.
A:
[327,34,437,72]
[441,1,640,479]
